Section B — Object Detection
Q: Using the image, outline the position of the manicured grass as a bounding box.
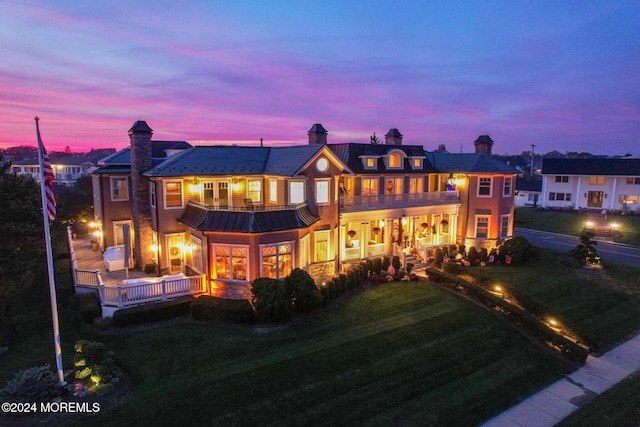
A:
[558,371,640,427]
[1,282,574,427]
[514,207,640,245]
[468,250,640,352]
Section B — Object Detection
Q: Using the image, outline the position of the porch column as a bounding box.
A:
[610,178,617,210]
[576,177,582,209]
[360,222,368,259]
[384,219,393,254]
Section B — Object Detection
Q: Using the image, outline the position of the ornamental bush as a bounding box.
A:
[251,277,292,323]
[0,365,60,402]
[498,236,533,264]
[284,268,323,313]
[191,296,255,324]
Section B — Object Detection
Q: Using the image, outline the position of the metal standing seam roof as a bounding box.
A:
[178,203,320,232]
[541,158,640,176]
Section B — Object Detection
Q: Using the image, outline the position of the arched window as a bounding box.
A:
[389,153,401,168]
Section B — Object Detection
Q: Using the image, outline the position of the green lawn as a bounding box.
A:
[1,282,574,427]
[468,250,640,352]
[514,207,640,245]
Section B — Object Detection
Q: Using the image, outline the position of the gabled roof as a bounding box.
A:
[328,143,437,174]
[425,152,516,174]
[92,140,193,174]
[542,158,640,176]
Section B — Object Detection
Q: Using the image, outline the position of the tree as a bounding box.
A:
[284,268,322,313]
[370,133,380,144]
[571,232,601,266]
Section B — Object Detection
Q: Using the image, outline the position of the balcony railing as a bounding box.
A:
[340,191,459,212]
[188,200,306,212]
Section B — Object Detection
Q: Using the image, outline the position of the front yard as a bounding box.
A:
[515,207,640,246]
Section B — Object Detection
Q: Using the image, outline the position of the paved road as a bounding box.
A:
[514,228,640,268]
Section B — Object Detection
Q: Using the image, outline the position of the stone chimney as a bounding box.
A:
[128,120,154,270]
[308,123,328,145]
[437,144,448,152]
[474,135,494,156]
[385,128,403,145]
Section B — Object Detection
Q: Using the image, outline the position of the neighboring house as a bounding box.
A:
[426,136,517,249]
[541,158,640,212]
[9,150,116,187]
[515,176,542,207]
[91,121,516,299]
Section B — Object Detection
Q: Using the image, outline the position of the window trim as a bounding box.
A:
[475,215,490,239]
[503,177,512,197]
[314,230,330,262]
[149,181,156,208]
[315,178,330,205]
[259,241,295,279]
[478,177,492,197]
[164,180,184,209]
[500,215,511,239]
[289,180,305,204]
[247,179,262,203]
[110,177,129,201]
[212,244,249,281]
[269,179,278,203]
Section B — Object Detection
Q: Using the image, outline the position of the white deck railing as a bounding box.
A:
[340,191,459,212]
[100,274,207,307]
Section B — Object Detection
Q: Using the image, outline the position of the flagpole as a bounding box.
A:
[35,117,65,384]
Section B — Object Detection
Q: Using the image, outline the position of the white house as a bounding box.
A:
[541,158,640,212]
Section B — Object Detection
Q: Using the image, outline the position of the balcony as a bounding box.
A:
[340,191,459,213]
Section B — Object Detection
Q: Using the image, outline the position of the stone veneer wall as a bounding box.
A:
[307,260,337,286]
[210,281,253,300]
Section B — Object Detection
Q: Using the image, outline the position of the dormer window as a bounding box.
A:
[410,158,423,169]
[362,157,377,170]
[389,153,401,168]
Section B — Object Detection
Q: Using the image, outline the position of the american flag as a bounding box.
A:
[36,117,56,222]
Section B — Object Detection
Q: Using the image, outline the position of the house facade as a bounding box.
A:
[541,158,640,212]
[91,121,516,299]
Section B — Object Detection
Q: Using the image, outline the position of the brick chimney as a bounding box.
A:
[474,135,494,156]
[128,120,154,270]
[308,123,328,144]
[385,128,403,145]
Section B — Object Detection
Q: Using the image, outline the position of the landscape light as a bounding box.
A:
[585,221,594,228]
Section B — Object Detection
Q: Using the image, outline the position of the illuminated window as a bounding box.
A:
[188,236,203,274]
[363,157,376,169]
[478,177,492,197]
[269,179,277,203]
[389,153,401,168]
[247,179,261,203]
[314,231,329,262]
[164,181,183,208]
[409,177,424,194]
[412,158,422,168]
[589,176,605,185]
[214,245,247,280]
[261,242,293,279]
[626,178,640,185]
[362,178,378,196]
[111,177,129,201]
[289,181,305,204]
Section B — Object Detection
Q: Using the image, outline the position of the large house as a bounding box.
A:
[91,121,516,299]
[541,158,640,212]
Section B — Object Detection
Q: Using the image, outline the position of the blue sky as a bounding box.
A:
[1,1,638,155]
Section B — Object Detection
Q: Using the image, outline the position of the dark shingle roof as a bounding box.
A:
[328,143,437,174]
[516,177,542,192]
[542,158,640,176]
[91,140,192,174]
[425,152,516,174]
[143,144,327,177]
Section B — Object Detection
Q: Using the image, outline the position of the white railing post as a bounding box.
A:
[117,286,123,307]
[162,280,167,301]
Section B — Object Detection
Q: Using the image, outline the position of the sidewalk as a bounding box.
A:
[481,334,640,426]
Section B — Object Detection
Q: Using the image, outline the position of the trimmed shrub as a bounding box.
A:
[328,280,337,300]
[191,296,255,324]
[479,247,489,263]
[458,244,466,257]
[319,285,330,306]
[284,269,323,313]
[442,262,464,275]
[72,292,101,323]
[338,273,348,293]
[347,271,357,290]
[498,236,533,264]
[467,247,480,264]
[382,256,390,272]
[112,296,193,327]
[73,340,118,386]
[251,278,292,323]
[0,365,60,402]
[435,249,444,268]
[449,245,458,258]
[372,258,383,275]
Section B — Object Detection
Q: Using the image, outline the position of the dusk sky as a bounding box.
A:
[1,1,638,155]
